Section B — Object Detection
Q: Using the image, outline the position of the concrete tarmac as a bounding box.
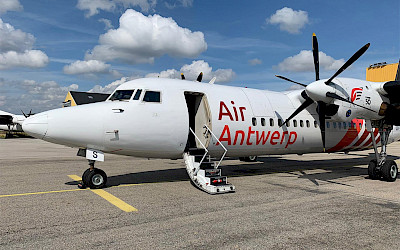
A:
[1,138,400,249]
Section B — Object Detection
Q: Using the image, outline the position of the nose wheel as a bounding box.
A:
[78,160,108,189]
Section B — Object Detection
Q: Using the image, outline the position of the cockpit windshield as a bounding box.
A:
[109,90,134,101]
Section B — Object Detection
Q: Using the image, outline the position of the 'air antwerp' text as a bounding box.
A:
[218,125,297,148]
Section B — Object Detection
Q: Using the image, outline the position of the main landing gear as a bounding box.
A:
[368,122,398,182]
[78,160,108,189]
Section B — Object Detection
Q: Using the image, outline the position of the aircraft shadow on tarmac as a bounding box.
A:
[65,153,399,188]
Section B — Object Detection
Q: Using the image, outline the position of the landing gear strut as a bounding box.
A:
[78,160,108,189]
[368,121,398,182]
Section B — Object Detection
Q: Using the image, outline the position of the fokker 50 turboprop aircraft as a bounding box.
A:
[0,110,33,136]
[23,34,400,194]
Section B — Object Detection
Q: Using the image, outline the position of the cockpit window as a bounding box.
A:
[133,89,142,100]
[143,91,161,103]
[109,90,134,101]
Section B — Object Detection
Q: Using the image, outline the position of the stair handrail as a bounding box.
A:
[189,127,208,166]
[203,124,227,168]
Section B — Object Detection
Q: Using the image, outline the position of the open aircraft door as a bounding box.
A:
[184,92,212,149]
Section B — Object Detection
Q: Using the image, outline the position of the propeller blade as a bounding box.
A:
[312,33,319,81]
[275,75,307,87]
[325,92,375,112]
[28,109,33,116]
[281,91,314,127]
[317,101,326,151]
[21,109,27,118]
[325,43,370,85]
[196,72,203,82]
[396,59,400,81]
[181,73,185,80]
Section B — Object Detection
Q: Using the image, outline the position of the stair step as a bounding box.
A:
[204,168,221,177]
[200,161,215,169]
[188,148,206,155]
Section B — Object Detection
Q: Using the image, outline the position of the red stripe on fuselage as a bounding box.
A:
[327,119,363,153]
[351,129,369,148]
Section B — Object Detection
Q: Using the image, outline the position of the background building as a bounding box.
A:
[63,91,109,107]
[366,61,399,82]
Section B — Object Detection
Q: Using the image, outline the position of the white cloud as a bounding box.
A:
[165,0,193,9]
[77,0,156,17]
[63,59,121,77]
[278,50,345,72]
[0,19,34,53]
[0,50,48,69]
[267,7,309,34]
[249,58,262,65]
[146,60,235,83]
[0,95,5,106]
[0,19,48,69]
[89,76,140,93]
[98,18,113,30]
[0,78,79,113]
[85,9,207,64]
[0,0,22,14]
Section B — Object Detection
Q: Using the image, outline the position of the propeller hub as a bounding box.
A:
[305,80,335,103]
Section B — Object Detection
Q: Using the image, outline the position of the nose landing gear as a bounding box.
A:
[78,160,108,189]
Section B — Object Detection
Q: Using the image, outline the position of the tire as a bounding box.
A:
[82,168,91,186]
[247,156,258,162]
[86,168,107,189]
[381,160,398,182]
[239,156,258,162]
[368,160,380,180]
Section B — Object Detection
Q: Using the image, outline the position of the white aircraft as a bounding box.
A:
[0,110,31,134]
[22,34,400,194]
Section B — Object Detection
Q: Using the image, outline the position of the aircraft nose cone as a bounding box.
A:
[22,113,48,139]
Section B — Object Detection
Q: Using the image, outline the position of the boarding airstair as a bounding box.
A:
[183,125,235,194]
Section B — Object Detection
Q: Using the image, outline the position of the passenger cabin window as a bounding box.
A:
[293,120,298,127]
[306,120,310,128]
[252,117,257,126]
[343,122,347,129]
[261,118,266,126]
[278,119,282,127]
[143,91,161,103]
[326,122,330,129]
[133,89,142,100]
[333,122,337,129]
[270,118,274,127]
[314,120,318,128]
[300,120,304,127]
[109,90,134,101]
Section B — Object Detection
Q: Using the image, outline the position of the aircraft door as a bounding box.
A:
[184,92,212,150]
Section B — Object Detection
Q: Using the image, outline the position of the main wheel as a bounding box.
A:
[381,160,398,182]
[86,168,107,189]
[368,160,380,180]
[239,156,258,162]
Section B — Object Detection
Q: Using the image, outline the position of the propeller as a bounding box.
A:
[196,72,203,82]
[275,75,307,87]
[276,33,371,151]
[181,73,185,80]
[21,109,33,118]
[312,33,319,81]
[325,43,370,85]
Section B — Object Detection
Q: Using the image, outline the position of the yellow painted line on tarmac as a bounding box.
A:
[68,175,138,212]
[0,188,84,198]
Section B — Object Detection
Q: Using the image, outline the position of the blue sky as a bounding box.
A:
[0,0,399,113]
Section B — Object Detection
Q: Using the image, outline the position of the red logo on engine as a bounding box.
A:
[351,87,363,102]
